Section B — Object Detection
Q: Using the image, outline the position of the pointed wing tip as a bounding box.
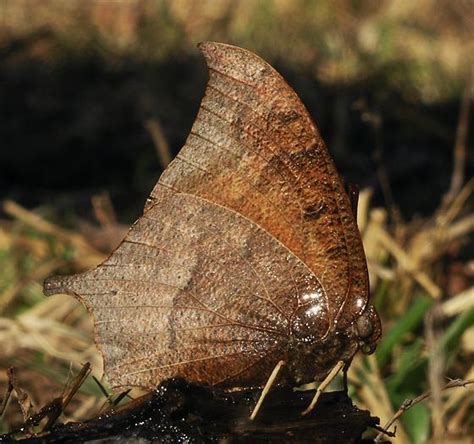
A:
[197,41,256,62]
[197,41,229,59]
[197,40,227,52]
[196,40,209,50]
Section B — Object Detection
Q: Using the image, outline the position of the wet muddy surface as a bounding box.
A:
[3,379,381,443]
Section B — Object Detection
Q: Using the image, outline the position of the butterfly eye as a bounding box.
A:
[356,313,374,340]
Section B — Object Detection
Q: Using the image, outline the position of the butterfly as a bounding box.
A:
[44,41,381,417]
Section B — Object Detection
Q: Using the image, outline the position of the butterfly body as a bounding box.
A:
[44,42,381,392]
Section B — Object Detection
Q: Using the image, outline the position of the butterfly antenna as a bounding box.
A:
[250,360,285,421]
[301,360,345,416]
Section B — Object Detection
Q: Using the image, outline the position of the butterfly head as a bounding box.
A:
[354,304,381,355]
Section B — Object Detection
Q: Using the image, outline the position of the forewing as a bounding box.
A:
[147,42,368,327]
[44,192,326,388]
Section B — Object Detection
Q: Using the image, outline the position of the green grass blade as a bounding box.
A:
[441,306,474,368]
[376,295,434,367]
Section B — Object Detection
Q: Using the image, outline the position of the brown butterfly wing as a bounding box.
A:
[45,192,327,388]
[148,42,369,327]
[44,41,369,389]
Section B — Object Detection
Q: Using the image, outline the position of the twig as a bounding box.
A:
[17,362,92,432]
[375,378,474,441]
[61,362,91,409]
[372,424,396,438]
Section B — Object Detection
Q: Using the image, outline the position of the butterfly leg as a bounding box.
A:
[301,360,345,416]
[250,360,285,421]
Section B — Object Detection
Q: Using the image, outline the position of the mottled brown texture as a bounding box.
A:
[44,42,381,391]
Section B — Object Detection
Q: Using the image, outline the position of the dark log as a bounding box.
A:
[3,379,385,443]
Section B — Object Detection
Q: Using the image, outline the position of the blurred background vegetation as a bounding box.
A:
[0,0,473,442]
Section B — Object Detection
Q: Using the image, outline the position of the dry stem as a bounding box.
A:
[375,378,474,441]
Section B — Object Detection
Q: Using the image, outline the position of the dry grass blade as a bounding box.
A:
[443,213,474,244]
[362,207,390,290]
[446,367,474,434]
[144,118,172,169]
[425,306,445,440]
[0,297,101,375]
[9,363,92,434]
[356,188,373,234]
[445,366,474,411]
[349,355,410,444]
[443,68,472,208]
[374,227,442,298]
[13,314,96,364]
[2,200,104,267]
[447,396,472,436]
[42,362,91,431]
[0,369,14,417]
[437,179,474,228]
[442,287,474,317]
[7,368,34,423]
[0,9,472,438]
[91,193,117,228]
[0,259,65,314]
